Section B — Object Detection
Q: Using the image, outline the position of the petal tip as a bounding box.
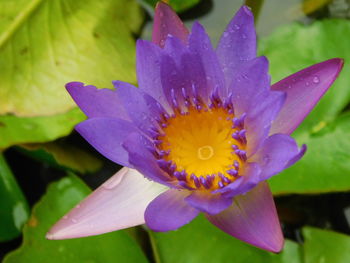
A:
[241,5,253,16]
[65,81,84,91]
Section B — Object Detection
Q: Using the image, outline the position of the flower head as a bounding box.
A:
[47,2,343,253]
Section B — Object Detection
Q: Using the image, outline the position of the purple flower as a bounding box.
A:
[47,2,343,252]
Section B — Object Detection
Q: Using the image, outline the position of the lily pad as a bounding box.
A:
[149,215,303,263]
[0,154,29,241]
[0,108,85,150]
[0,0,143,117]
[270,112,350,194]
[303,227,350,263]
[3,174,149,263]
[19,142,103,174]
[259,19,350,194]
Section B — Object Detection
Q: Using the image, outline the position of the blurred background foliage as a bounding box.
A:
[1,0,350,262]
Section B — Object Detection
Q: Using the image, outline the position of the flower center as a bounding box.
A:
[155,103,248,190]
[198,145,214,160]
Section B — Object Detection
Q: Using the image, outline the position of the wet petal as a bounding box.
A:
[230,56,270,116]
[136,40,173,113]
[215,162,261,198]
[245,90,286,155]
[145,189,199,231]
[76,118,138,167]
[66,82,129,120]
[123,133,174,186]
[206,182,284,253]
[185,191,232,215]
[251,134,306,180]
[270,58,344,135]
[152,2,189,48]
[189,22,226,98]
[113,80,162,134]
[216,6,256,86]
[46,168,167,240]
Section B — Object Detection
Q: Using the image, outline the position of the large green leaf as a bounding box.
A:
[0,108,85,150]
[303,227,350,263]
[259,19,350,194]
[0,0,143,117]
[270,112,350,194]
[3,174,149,263]
[149,215,303,263]
[0,154,29,241]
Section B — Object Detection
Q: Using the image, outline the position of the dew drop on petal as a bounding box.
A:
[234,24,240,30]
[102,174,123,190]
[313,76,320,84]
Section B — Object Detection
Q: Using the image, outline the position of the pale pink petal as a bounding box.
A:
[152,2,189,48]
[46,168,167,240]
[206,182,284,253]
[270,58,344,135]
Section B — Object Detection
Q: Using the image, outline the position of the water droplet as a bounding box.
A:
[313,76,320,84]
[75,204,81,209]
[71,218,77,223]
[102,173,124,189]
[306,81,310,86]
[242,34,247,39]
[223,32,229,38]
[234,24,240,30]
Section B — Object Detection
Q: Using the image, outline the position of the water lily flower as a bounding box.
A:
[47,2,343,253]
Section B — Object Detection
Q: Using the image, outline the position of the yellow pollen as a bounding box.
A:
[158,106,245,190]
[198,145,214,160]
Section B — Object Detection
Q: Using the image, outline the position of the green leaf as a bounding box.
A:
[142,0,201,13]
[270,111,350,195]
[303,227,350,263]
[260,19,350,135]
[3,174,149,263]
[0,153,30,241]
[0,108,85,150]
[149,215,303,263]
[0,0,143,117]
[19,141,103,174]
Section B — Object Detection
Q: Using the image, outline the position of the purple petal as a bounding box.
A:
[270,58,344,135]
[245,91,286,155]
[215,162,261,198]
[152,2,189,48]
[251,134,306,181]
[136,40,173,113]
[206,182,284,253]
[66,82,129,120]
[230,56,270,116]
[112,81,161,134]
[46,168,167,239]
[188,22,226,98]
[216,6,256,86]
[185,191,232,215]
[76,118,138,167]
[145,189,199,231]
[123,133,174,186]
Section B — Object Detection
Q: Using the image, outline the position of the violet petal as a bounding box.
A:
[46,168,167,239]
[206,182,284,253]
[76,118,138,167]
[185,191,233,215]
[136,40,173,113]
[145,189,199,231]
[152,2,189,48]
[270,58,344,135]
[251,134,306,181]
[216,5,256,86]
[66,82,129,120]
[123,133,174,187]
